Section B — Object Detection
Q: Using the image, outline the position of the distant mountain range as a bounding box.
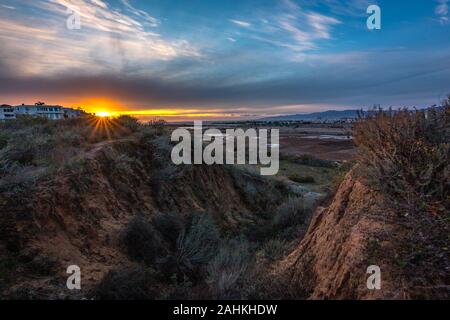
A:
[262,109,360,121]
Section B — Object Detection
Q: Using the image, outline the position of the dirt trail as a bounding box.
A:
[85,138,133,159]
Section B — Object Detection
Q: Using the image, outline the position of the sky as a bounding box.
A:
[0,0,449,121]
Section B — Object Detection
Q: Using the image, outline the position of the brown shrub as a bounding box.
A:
[353,104,449,215]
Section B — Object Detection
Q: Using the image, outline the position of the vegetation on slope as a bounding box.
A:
[353,101,449,298]
[0,115,317,299]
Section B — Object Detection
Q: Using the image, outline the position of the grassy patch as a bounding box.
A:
[278,159,340,192]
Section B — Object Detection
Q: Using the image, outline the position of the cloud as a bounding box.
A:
[278,11,341,51]
[238,0,341,53]
[436,0,449,15]
[308,0,376,17]
[1,0,449,115]
[0,0,200,77]
[2,47,449,113]
[435,0,449,24]
[230,19,251,27]
[90,0,108,9]
[120,0,159,27]
[1,4,15,10]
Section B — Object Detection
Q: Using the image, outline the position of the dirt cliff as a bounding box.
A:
[278,167,449,300]
[0,138,285,298]
[278,170,405,299]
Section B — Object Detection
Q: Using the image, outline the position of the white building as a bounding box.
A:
[63,107,84,118]
[0,105,16,120]
[14,103,65,120]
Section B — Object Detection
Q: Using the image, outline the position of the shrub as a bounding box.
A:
[163,275,194,299]
[152,212,184,249]
[175,214,220,277]
[57,130,84,147]
[294,155,337,168]
[151,136,174,167]
[262,238,289,261]
[146,119,167,135]
[94,266,160,300]
[123,215,164,265]
[241,264,296,300]
[28,254,57,276]
[355,103,450,296]
[116,115,141,133]
[289,174,315,184]
[273,196,311,229]
[0,139,35,165]
[0,165,48,193]
[207,238,252,299]
[354,105,450,215]
[226,165,286,213]
[0,133,7,150]
[113,154,135,173]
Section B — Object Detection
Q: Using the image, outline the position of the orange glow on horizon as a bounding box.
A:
[76,98,236,119]
[39,97,243,122]
[96,111,112,117]
[80,98,121,114]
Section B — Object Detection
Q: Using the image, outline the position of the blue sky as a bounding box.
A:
[0,0,449,119]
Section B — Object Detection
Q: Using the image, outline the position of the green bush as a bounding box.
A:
[152,212,184,249]
[289,174,315,184]
[294,155,337,168]
[28,254,57,276]
[241,264,296,299]
[123,215,165,265]
[273,196,311,229]
[113,154,135,173]
[175,214,220,276]
[94,267,160,300]
[0,133,7,150]
[207,238,252,299]
[262,238,289,261]
[116,115,141,133]
[0,139,35,165]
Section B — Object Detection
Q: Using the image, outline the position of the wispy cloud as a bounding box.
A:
[229,19,251,27]
[435,0,449,24]
[0,0,200,76]
[234,0,341,53]
[1,4,15,10]
[303,0,376,17]
[90,0,108,9]
[120,0,159,27]
[278,11,341,51]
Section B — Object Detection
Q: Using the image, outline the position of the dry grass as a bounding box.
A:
[355,101,450,298]
[354,104,449,216]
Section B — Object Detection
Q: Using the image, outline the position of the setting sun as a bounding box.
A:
[96,111,111,118]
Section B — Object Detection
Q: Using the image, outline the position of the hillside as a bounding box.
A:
[0,105,448,300]
[0,116,308,299]
[262,110,359,122]
[277,170,394,298]
[277,106,450,299]
[278,169,449,299]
